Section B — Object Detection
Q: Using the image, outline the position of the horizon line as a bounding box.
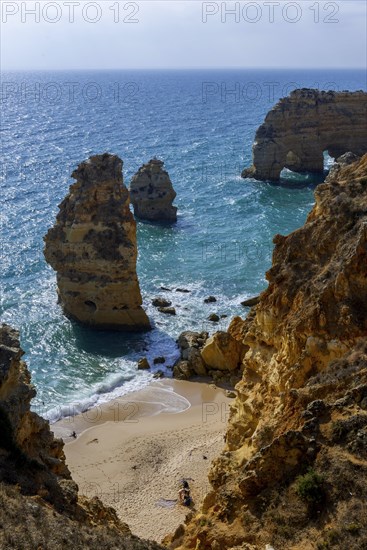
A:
[2,66,366,72]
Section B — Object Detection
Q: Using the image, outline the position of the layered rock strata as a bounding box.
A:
[44,153,150,330]
[242,89,367,181]
[130,159,177,222]
[0,323,163,549]
[0,324,71,482]
[167,155,367,549]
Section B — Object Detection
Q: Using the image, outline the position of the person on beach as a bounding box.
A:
[178,480,192,506]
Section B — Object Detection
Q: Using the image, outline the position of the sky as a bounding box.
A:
[1,1,366,70]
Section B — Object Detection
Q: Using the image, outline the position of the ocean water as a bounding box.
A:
[1,69,365,421]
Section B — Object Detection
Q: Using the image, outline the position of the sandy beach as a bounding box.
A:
[53,379,232,543]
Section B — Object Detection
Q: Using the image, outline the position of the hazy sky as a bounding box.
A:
[1,1,366,70]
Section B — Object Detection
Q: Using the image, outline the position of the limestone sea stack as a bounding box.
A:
[130,158,177,222]
[44,153,150,331]
[242,89,367,181]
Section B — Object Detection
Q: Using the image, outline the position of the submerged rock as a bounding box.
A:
[153,370,164,379]
[130,158,177,222]
[44,153,150,331]
[204,296,217,303]
[152,297,172,308]
[208,313,220,322]
[158,306,176,315]
[153,356,166,364]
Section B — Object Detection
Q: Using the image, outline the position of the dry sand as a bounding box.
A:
[53,379,232,543]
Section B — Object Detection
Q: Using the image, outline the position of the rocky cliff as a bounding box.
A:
[130,159,177,222]
[44,153,150,331]
[0,323,163,549]
[242,89,367,181]
[167,154,367,549]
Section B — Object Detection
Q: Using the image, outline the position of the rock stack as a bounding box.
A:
[44,153,150,331]
[130,159,177,222]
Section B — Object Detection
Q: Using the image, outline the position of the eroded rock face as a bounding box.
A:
[201,331,244,371]
[173,330,246,383]
[130,159,177,222]
[0,324,165,549]
[228,154,367,454]
[168,155,367,549]
[242,89,367,181]
[44,153,150,331]
[0,324,70,480]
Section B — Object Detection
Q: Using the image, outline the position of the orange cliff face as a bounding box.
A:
[0,324,164,550]
[44,153,150,331]
[167,154,367,550]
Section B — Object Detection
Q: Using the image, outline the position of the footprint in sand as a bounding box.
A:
[86,438,99,445]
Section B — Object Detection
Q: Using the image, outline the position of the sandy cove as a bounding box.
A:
[53,379,232,543]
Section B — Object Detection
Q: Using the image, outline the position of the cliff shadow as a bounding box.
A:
[70,319,179,366]
[276,151,335,188]
[70,320,151,358]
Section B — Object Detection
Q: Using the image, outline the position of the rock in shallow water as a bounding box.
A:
[204,296,217,303]
[137,358,150,370]
[152,297,172,308]
[158,306,176,315]
[208,313,220,322]
[153,356,165,364]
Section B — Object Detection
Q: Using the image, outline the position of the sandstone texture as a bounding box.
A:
[130,159,177,222]
[173,330,246,384]
[0,324,164,550]
[0,324,70,482]
[201,331,244,372]
[44,153,150,331]
[167,155,367,549]
[242,89,367,181]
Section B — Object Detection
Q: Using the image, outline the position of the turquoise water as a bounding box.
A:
[1,69,365,420]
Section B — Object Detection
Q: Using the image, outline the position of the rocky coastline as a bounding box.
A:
[0,323,163,549]
[3,152,367,547]
[167,154,367,549]
[242,89,367,181]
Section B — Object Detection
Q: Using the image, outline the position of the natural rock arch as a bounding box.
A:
[242,89,367,181]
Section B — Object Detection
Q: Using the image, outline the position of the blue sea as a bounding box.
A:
[1,69,366,421]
